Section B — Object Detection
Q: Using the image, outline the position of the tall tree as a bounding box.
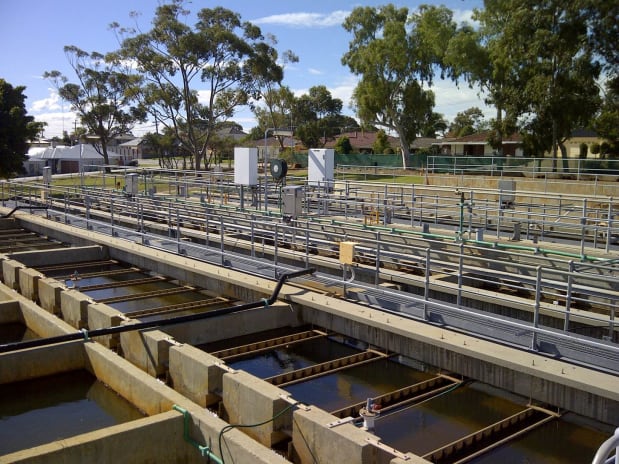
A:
[444,18,515,154]
[342,5,457,167]
[44,46,144,169]
[251,85,296,149]
[0,80,44,178]
[476,0,601,166]
[112,2,284,170]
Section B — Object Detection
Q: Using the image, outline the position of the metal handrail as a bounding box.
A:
[592,428,619,464]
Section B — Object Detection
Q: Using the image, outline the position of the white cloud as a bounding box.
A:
[452,8,478,26]
[429,79,492,122]
[30,90,63,113]
[33,111,77,139]
[253,10,349,28]
[308,68,323,75]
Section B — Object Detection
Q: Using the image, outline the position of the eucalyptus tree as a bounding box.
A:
[44,46,145,169]
[251,85,296,149]
[475,0,601,165]
[342,4,458,167]
[443,18,516,154]
[111,1,285,170]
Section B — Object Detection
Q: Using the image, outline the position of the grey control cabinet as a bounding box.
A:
[283,185,303,220]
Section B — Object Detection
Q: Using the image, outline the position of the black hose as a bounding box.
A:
[0,267,314,354]
[2,205,48,218]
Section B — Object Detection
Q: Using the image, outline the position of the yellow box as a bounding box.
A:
[339,241,357,265]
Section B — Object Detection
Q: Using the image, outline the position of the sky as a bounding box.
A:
[0,0,490,139]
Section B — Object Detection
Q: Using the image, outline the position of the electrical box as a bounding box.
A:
[282,185,303,220]
[234,147,258,186]
[125,173,139,195]
[42,166,52,184]
[339,241,357,265]
[498,180,516,208]
[308,148,334,188]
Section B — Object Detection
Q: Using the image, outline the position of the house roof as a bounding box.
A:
[119,138,144,147]
[434,131,522,145]
[28,144,120,160]
[324,131,400,150]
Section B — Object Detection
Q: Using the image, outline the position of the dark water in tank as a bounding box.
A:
[373,382,610,464]
[0,370,145,456]
[211,328,612,463]
[0,322,38,344]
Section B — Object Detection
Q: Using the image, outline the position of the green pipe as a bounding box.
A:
[173,404,223,464]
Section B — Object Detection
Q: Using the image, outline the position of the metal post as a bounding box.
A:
[250,217,255,258]
[375,231,381,286]
[274,223,279,274]
[581,198,588,258]
[176,209,181,254]
[110,199,114,236]
[531,266,542,350]
[457,243,464,307]
[564,260,574,332]
[423,248,430,320]
[606,198,613,253]
[220,217,225,266]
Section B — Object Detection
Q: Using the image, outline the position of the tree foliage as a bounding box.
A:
[334,136,353,155]
[44,46,145,169]
[449,107,488,137]
[593,76,619,155]
[112,1,285,170]
[0,79,44,178]
[342,4,457,167]
[372,130,391,154]
[471,0,602,164]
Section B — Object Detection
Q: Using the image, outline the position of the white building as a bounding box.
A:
[24,144,121,176]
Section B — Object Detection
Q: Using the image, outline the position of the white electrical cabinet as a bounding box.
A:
[125,173,139,195]
[308,148,334,188]
[234,147,258,186]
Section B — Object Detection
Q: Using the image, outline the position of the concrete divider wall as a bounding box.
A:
[222,369,292,447]
[169,344,227,407]
[60,289,93,329]
[120,325,175,377]
[2,259,24,291]
[18,267,44,302]
[0,411,202,464]
[291,406,394,464]
[162,302,301,347]
[0,341,85,384]
[0,282,77,340]
[87,302,125,349]
[0,300,20,324]
[84,342,290,464]
[38,277,64,314]
[7,245,106,268]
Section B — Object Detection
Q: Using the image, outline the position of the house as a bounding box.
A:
[324,131,401,154]
[24,144,121,176]
[434,132,523,157]
[561,129,604,158]
[117,138,157,163]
